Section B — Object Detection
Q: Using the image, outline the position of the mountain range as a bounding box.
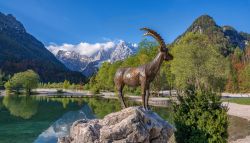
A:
[49,40,138,77]
[0,12,249,82]
[0,12,85,82]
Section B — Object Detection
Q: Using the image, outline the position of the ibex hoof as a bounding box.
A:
[121,104,127,109]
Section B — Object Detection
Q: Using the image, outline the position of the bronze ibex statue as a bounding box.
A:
[114,28,173,110]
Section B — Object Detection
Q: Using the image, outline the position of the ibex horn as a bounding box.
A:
[140,27,166,51]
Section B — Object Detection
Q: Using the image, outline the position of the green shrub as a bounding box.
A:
[4,81,11,91]
[63,80,70,89]
[90,85,100,94]
[173,90,228,143]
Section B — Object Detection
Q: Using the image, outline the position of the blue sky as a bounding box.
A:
[0,0,250,45]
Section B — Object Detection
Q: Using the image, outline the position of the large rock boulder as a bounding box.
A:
[58,106,174,143]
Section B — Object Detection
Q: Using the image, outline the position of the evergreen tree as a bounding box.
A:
[173,90,228,143]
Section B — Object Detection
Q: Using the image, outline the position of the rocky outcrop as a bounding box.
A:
[58,106,174,143]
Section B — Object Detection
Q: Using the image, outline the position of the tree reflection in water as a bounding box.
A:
[3,95,38,119]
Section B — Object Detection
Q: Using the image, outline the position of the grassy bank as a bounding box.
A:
[223,97,250,105]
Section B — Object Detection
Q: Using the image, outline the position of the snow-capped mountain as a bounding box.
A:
[56,50,92,74]
[48,40,138,77]
[110,41,138,62]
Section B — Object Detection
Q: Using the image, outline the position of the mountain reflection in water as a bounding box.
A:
[35,104,95,143]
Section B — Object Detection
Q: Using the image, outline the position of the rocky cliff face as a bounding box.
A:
[58,107,174,143]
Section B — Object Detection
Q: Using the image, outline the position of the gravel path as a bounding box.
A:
[224,102,250,143]
[223,102,250,121]
[230,136,250,143]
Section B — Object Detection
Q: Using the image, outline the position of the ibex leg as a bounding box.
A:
[141,84,147,110]
[117,85,126,109]
[146,89,150,110]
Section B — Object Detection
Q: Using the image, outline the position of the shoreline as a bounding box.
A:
[2,89,250,120]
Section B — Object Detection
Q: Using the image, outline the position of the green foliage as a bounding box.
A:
[38,81,83,90]
[4,81,11,90]
[173,90,228,143]
[0,69,10,89]
[238,64,250,92]
[225,46,250,93]
[225,61,239,93]
[22,70,40,94]
[90,85,100,94]
[6,70,40,94]
[171,33,229,91]
[234,47,244,61]
[63,80,70,89]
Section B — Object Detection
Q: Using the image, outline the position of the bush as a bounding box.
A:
[4,81,11,91]
[173,90,228,143]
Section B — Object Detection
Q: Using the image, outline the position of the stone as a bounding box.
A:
[58,106,174,143]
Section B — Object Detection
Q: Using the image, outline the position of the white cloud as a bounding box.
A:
[47,41,116,57]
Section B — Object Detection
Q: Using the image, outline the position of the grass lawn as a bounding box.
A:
[223,97,250,105]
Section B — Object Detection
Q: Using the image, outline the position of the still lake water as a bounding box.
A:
[0,95,249,143]
[0,95,173,143]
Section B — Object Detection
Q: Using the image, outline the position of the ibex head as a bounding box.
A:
[141,27,173,61]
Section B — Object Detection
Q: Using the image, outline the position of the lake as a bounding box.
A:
[0,95,173,143]
[0,95,249,143]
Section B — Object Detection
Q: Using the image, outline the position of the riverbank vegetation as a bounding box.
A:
[0,70,10,89]
[4,70,39,94]
[38,80,84,90]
